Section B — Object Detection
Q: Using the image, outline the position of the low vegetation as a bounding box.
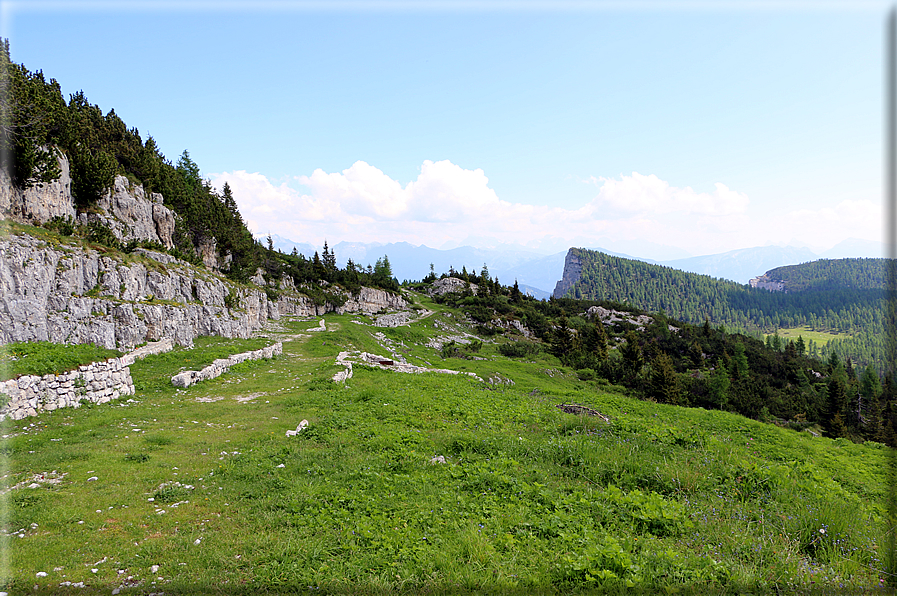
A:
[0,341,122,381]
[2,291,889,594]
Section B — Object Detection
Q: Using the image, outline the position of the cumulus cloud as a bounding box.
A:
[208,162,875,259]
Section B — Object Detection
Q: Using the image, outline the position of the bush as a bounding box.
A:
[499,341,541,358]
[224,289,240,310]
[43,216,75,236]
[86,220,120,248]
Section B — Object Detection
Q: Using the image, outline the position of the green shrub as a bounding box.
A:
[43,216,75,236]
[499,340,541,358]
[85,220,120,248]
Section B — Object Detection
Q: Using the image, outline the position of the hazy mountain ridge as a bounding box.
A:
[264,234,886,294]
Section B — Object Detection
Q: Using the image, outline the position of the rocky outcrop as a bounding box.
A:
[749,274,786,292]
[0,233,407,351]
[276,286,408,318]
[553,249,583,298]
[77,175,176,249]
[0,154,177,251]
[0,151,75,225]
[427,277,478,296]
[0,233,269,350]
[583,305,653,329]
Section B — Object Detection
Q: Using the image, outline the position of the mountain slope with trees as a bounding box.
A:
[557,248,890,372]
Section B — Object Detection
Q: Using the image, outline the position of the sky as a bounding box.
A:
[1,0,888,260]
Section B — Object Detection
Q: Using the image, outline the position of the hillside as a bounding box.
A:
[3,282,889,593]
[762,258,889,292]
[556,247,889,371]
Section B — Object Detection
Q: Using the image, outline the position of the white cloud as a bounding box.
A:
[777,199,882,247]
[588,172,749,216]
[209,163,877,260]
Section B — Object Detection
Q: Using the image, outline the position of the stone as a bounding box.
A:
[427,277,478,297]
[0,151,74,225]
[77,175,176,248]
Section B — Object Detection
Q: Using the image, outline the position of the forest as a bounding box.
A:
[765,257,890,292]
[562,248,891,372]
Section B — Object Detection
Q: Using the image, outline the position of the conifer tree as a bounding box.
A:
[649,353,682,405]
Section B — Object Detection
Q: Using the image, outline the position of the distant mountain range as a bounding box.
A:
[260,234,885,296]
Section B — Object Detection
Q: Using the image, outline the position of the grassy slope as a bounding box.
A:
[2,293,889,594]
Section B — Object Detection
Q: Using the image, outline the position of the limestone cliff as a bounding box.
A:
[0,233,407,350]
[553,249,583,298]
[0,153,408,349]
[0,151,75,225]
[0,153,177,250]
[76,175,176,249]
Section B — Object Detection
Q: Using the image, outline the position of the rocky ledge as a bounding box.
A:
[0,232,407,350]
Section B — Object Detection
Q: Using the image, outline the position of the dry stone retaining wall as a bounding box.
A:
[171,342,283,388]
[0,340,174,421]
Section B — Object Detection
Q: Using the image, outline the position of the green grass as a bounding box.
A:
[0,341,123,381]
[771,326,851,346]
[1,307,889,594]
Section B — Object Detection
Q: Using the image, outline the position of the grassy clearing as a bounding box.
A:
[2,306,889,594]
[771,326,850,347]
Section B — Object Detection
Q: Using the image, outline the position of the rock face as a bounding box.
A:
[583,305,653,329]
[0,233,407,350]
[0,153,177,250]
[0,151,75,225]
[427,277,478,296]
[0,152,408,350]
[77,175,176,249]
[553,249,583,298]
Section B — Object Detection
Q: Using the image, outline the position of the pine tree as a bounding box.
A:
[551,316,574,360]
[322,241,337,272]
[511,280,522,304]
[649,353,682,405]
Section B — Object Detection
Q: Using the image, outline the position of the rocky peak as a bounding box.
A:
[553,249,583,298]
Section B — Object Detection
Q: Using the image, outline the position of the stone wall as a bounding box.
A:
[171,342,283,388]
[0,339,175,421]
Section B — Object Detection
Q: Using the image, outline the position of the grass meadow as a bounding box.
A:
[1,295,890,594]
[772,326,850,347]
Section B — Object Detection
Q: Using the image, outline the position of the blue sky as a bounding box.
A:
[2,1,887,259]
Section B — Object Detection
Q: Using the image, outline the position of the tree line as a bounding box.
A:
[562,248,891,372]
